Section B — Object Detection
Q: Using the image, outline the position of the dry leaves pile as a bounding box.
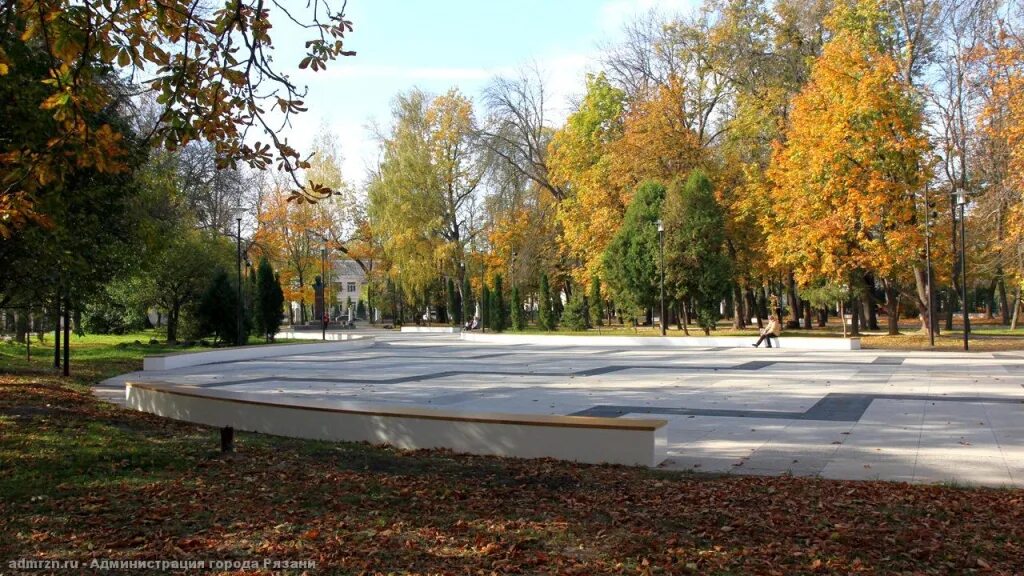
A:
[1,379,1022,575]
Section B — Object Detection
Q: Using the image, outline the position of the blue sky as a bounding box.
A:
[271,0,697,185]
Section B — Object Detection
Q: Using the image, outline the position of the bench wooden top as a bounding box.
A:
[126,381,667,431]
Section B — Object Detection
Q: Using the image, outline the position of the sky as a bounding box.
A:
[267,0,698,187]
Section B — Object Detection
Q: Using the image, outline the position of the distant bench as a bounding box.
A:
[125,382,668,467]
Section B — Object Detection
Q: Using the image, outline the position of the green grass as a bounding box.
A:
[2,334,1024,573]
[0,330,301,385]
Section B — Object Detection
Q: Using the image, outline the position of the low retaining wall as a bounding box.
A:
[278,330,364,341]
[461,332,860,350]
[125,382,667,467]
[143,336,374,371]
[400,326,462,334]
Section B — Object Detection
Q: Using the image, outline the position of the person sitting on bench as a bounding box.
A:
[753,314,782,348]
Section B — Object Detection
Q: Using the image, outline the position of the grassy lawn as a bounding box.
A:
[2,337,1024,573]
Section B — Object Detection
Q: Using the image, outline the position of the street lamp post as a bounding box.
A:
[924,182,934,347]
[235,209,243,346]
[321,247,327,341]
[657,219,665,336]
[957,192,968,351]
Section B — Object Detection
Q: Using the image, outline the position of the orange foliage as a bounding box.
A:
[765,30,930,286]
[253,186,333,308]
[608,79,703,194]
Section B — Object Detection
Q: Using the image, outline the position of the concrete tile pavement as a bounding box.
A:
[99,332,1024,487]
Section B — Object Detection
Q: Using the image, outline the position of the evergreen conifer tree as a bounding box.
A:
[255,257,284,342]
[538,274,555,331]
[589,276,604,327]
[447,278,459,325]
[481,285,491,331]
[510,285,525,331]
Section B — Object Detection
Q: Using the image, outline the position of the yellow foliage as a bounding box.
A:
[766,30,930,286]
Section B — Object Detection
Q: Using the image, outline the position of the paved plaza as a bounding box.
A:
[103,332,1024,487]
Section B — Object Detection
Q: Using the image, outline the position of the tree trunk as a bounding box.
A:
[884,279,899,336]
[998,274,1010,326]
[857,299,868,332]
[862,273,878,330]
[850,294,860,337]
[62,304,70,377]
[818,306,828,328]
[985,279,995,319]
[53,300,61,369]
[680,300,691,336]
[15,312,27,344]
[786,271,800,325]
[167,304,180,343]
[748,289,763,329]
[944,289,954,331]
[1011,287,1021,330]
[733,284,746,329]
[802,299,812,331]
[912,264,936,336]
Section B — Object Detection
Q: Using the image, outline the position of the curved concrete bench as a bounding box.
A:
[143,336,374,371]
[125,382,667,467]
[461,332,860,350]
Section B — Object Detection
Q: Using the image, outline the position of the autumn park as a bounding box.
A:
[3,0,1024,574]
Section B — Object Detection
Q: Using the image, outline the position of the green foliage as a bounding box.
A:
[481,285,491,330]
[255,258,284,342]
[196,269,246,345]
[144,230,233,343]
[447,278,459,325]
[538,274,555,331]
[589,276,604,327]
[663,171,732,335]
[509,285,525,331]
[367,89,481,298]
[602,181,666,324]
[490,275,507,332]
[82,276,150,335]
[461,276,473,325]
[561,290,589,331]
[801,282,850,309]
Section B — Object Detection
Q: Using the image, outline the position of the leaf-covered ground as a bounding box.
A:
[2,375,1023,575]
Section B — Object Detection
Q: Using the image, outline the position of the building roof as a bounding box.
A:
[332,258,366,280]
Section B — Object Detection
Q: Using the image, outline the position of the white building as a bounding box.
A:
[331,258,368,316]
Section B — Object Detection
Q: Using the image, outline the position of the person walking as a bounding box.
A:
[753,314,782,348]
